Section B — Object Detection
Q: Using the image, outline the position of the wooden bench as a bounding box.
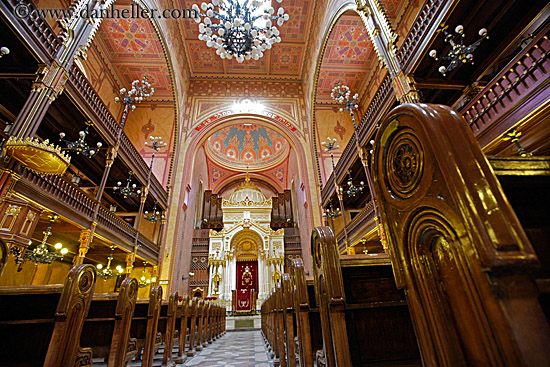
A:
[175,295,190,361]
[129,285,162,367]
[290,259,323,367]
[80,277,138,367]
[158,291,178,366]
[186,297,199,357]
[0,264,96,367]
[310,227,421,367]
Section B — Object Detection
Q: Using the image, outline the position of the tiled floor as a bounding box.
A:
[178,330,274,367]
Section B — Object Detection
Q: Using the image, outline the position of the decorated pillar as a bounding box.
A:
[356,0,420,103]
[73,227,94,265]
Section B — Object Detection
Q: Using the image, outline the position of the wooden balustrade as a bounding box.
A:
[19,167,95,218]
[66,65,168,207]
[396,0,455,73]
[96,206,137,245]
[1,0,60,62]
[460,25,550,147]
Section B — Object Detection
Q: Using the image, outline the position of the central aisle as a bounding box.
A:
[180,330,273,366]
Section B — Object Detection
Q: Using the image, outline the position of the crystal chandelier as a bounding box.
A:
[96,246,124,280]
[24,214,68,264]
[59,122,102,158]
[144,202,164,223]
[344,170,364,197]
[192,0,290,62]
[114,171,141,199]
[429,24,488,76]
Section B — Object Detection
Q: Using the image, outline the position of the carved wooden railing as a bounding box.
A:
[96,206,137,246]
[1,0,61,62]
[396,0,456,73]
[460,25,550,146]
[66,65,168,207]
[19,167,95,219]
[137,232,159,251]
[335,201,376,251]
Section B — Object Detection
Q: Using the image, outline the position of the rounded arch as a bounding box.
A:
[182,113,312,196]
[230,229,264,259]
[309,3,372,186]
[217,173,280,198]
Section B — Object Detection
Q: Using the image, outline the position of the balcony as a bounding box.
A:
[460,25,550,148]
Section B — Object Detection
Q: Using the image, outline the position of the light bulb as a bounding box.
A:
[54,243,62,250]
[97,264,103,269]
[60,248,68,255]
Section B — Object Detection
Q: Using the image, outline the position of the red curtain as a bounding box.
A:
[235,261,257,311]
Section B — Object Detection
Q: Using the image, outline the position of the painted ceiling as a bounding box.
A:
[205,123,290,171]
[316,1,410,104]
[94,4,173,101]
[175,0,312,79]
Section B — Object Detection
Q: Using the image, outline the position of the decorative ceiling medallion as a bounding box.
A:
[4,137,71,175]
[205,123,290,171]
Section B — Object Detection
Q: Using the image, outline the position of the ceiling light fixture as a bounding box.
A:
[429,24,488,76]
[96,246,124,280]
[24,214,68,264]
[192,0,289,63]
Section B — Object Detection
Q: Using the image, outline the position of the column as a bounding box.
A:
[72,227,94,265]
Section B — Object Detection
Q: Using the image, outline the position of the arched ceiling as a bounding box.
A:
[95,6,173,101]
[176,0,313,79]
[205,122,290,171]
[316,1,411,105]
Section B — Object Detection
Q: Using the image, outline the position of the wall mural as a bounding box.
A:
[206,123,290,171]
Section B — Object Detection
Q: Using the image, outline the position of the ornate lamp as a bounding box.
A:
[114,77,154,131]
[59,122,102,158]
[24,214,68,264]
[325,201,341,219]
[429,24,488,76]
[0,47,9,58]
[144,203,164,223]
[344,170,365,198]
[503,129,532,157]
[138,263,157,288]
[114,171,141,199]
[96,246,124,280]
[192,0,289,62]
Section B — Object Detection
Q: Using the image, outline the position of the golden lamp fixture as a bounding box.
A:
[4,137,70,175]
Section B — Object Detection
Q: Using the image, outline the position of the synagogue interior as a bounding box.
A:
[0,0,549,366]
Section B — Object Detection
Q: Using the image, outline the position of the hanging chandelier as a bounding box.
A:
[429,24,488,76]
[144,203,165,223]
[114,171,141,199]
[24,214,68,264]
[325,201,341,219]
[59,122,102,158]
[192,0,290,62]
[344,170,364,198]
[96,246,124,280]
[138,263,157,288]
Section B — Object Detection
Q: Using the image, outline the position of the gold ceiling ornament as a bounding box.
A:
[4,137,70,176]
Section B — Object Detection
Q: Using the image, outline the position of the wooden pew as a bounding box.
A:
[80,277,138,367]
[282,273,296,366]
[0,264,96,367]
[175,295,190,361]
[0,238,7,277]
[130,285,162,367]
[290,259,323,367]
[158,291,178,367]
[195,299,205,351]
[310,227,421,367]
[186,297,199,357]
[371,104,550,366]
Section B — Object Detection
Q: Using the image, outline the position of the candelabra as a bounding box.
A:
[192,0,289,62]
[0,46,10,58]
[144,202,164,223]
[114,171,141,198]
[429,24,488,76]
[59,122,102,158]
[24,214,68,264]
[114,77,154,134]
[344,170,365,197]
[96,246,124,280]
[144,136,167,171]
